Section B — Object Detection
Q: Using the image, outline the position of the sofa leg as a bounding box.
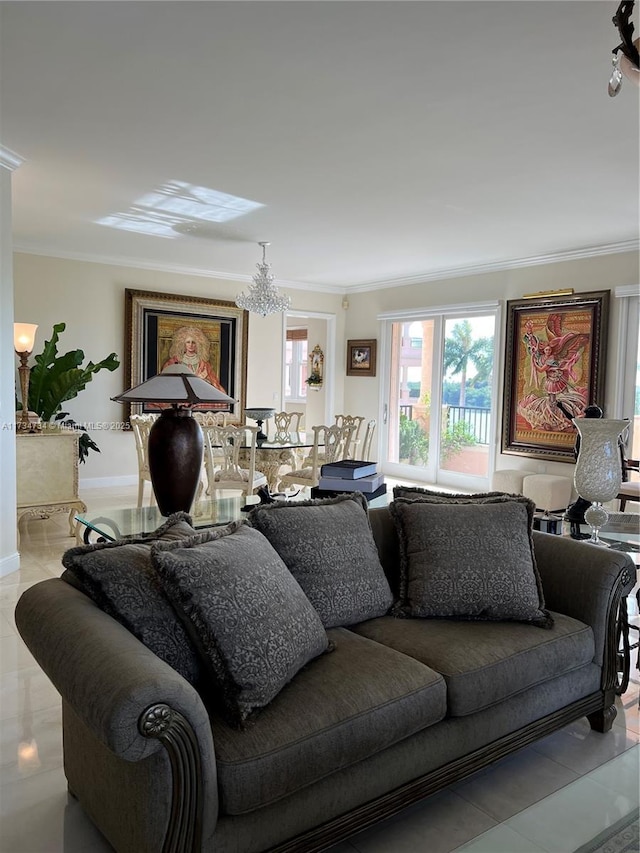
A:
[587,694,617,733]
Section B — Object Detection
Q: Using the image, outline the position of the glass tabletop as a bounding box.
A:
[207,430,316,450]
[561,512,639,560]
[75,495,260,543]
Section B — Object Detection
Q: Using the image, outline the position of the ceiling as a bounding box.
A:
[1,1,638,293]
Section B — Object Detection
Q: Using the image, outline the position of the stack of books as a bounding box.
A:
[311,459,387,502]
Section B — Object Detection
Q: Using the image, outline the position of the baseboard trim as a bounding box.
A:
[0,551,21,578]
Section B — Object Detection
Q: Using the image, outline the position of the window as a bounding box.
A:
[381,302,500,491]
[285,329,308,401]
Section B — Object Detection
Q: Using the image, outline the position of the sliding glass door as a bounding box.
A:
[382,304,499,490]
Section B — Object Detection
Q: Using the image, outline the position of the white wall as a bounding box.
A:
[12,253,344,486]
[0,161,20,573]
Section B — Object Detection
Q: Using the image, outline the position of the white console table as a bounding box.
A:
[16,430,87,545]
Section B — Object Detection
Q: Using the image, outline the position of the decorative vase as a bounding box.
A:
[572,418,628,545]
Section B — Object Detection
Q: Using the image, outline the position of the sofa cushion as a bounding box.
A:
[248,493,393,628]
[389,496,552,627]
[61,512,202,684]
[151,521,330,727]
[210,626,446,814]
[351,611,594,716]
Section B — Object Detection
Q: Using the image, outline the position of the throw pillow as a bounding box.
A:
[393,485,511,502]
[389,496,552,627]
[248,493,394,628]
[61,512,202,684]
[151,521,329,727]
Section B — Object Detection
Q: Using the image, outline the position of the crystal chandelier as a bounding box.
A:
[235,242,291,317]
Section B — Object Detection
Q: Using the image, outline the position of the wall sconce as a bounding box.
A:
[13,323,38,431]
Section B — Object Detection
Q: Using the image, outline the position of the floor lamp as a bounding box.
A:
[113,364,236,516]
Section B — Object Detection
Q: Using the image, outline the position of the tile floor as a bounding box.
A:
[1,484,638,853]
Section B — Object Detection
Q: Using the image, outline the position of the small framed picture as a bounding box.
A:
[347,339,377,377]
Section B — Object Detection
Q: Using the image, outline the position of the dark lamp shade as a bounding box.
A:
[111,364,236,406]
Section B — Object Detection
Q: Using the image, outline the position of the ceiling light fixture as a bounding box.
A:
[235,242,291,317]
[609,0,640,96]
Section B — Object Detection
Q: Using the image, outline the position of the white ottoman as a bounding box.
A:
[522,474,573,513]
[491,469,536,495]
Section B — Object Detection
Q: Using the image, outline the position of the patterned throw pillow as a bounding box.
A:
[151,521,330,727]
[61,512,202,684]
[389,496,552,628]
[248,493,393,628]
[393,485,511,502]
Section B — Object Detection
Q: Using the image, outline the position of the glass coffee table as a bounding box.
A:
[75,490,391,545]
[75,495,260,544]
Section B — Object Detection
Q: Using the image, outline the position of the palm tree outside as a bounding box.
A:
[443,320,494,407]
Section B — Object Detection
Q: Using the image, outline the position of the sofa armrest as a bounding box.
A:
[15,578,218,850]
[532,531,636,674]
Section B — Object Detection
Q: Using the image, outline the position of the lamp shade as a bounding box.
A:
[111,363,236,406]
[112,364,237,516]
[14,323,38,353]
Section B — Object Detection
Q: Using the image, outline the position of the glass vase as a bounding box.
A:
[572,418,628,545]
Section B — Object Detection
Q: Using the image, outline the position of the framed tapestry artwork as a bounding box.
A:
[346,339,377,377]
[502,290,609,462]
[123,289,248,419]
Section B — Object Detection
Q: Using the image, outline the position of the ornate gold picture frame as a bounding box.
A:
[502,290,609,462]
[123,289,248,419]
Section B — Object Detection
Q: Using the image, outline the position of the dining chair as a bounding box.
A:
[334,414,365,459]
[361,418,377,462]
[273,411,304,441]
[195,412,230,497]
[204,424,268,498]
[280,423,356,493]
[129,414,157,507]
[617,458,639,511]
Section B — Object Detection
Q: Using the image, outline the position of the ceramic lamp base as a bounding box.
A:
[148,408,203,516]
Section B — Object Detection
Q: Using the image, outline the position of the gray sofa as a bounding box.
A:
[15,502,635,853]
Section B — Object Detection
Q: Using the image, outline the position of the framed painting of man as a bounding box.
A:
[123,289,248,418]
[502,290,609,462]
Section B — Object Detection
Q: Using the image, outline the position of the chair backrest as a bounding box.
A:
[129,414,156,478]
[621,457,639,482]
[361,418,377,462]
[204,424,260,490]
[334,414,365,440]
[273,411,303,442]
[309,423,357,471]
[334,415,365,458]
[194,411,237,427]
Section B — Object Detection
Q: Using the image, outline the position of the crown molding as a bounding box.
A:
[615,283,640,298]
[12,238,638,295]
[11,243,346,293]
[347,240,640,294]
[0,146,25,171]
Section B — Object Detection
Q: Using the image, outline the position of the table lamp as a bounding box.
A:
[14,323,38,431]
[113,364,236,516]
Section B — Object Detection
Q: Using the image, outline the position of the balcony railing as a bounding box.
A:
[446,406,491,445]
[399,404,491,444]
